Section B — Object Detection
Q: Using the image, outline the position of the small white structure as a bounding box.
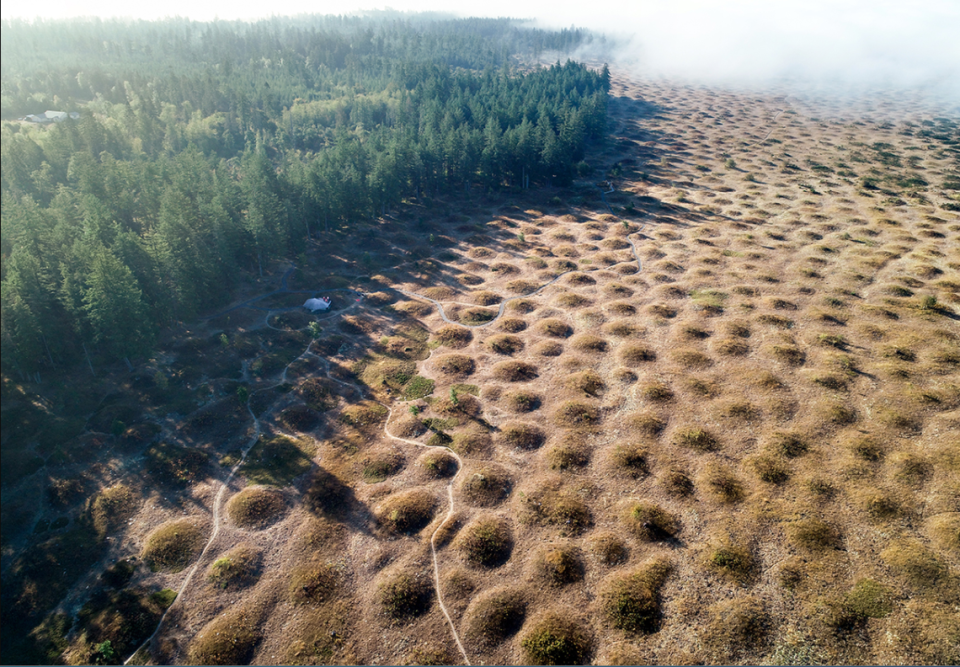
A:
[303,296,332,312]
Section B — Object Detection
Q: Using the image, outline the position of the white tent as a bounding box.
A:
[303,297,331,312]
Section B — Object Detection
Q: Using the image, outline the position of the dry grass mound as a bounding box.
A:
[504,390,542,413]
[674,427,720,452]
[534,340,564,357]
[433,326,473,349]
[487,333,524,355]
[564,370,605,397]
[588,531,629,566]
[620,343,658,366]
[498,421,546,450]
[289,559,340,605]
[142,519,205,572]
[278,405,320,432]
[207,544,260,590]
[460,465,513,507]
[610,444,649,478]
[706,539,756,583]
[569,334,607,354]
[520,612,593,666]
[880,539,950,590]
[532,545,584,586]
[418,450,458,478]
[597,559,672,633]
[298,378,340,411]
[553,401,601,428]
[463,587,527,648]
[497,317,528,332]
[623,503,681,541]
[492,360,539,382]
[454,515,513,567]
[362,450,405,482]
[627,412,667,437]
[89,484,139,538]
[537,318,573,338]
[378,570,433,619]
[226,487,287,530]
[188,606,261,665]
[787,518,842,551]
[376,489,438,534]
[391,414,427,438]
[434,354,476,378]
[547,437,590,471]
[521,484,592,535]
[701,597,770,661]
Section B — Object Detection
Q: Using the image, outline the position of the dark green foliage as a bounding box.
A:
[0,17,606,374]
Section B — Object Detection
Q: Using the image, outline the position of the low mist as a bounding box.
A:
[535,0,960,105]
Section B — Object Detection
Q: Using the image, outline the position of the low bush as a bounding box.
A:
[768,431,808,457]
[640,381,674,402]
[748,455,789,484]
[661,468,695,496]
[628,413,667,436]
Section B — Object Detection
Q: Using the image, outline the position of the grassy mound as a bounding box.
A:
[455,515,513,567]
[378,570,433,619]
[391,414,427,438]
[504,390,542,413]
[623,503,681,541]
[619,344,657,365]
[459,466,513,507]
[188,606,261,665]
[588,532,628,566]
[418,450,458,478]
[609,444,648,478]
[570,334,608,353]
[491,360,539,382]
[674,427,720,452]
[361,450,405,482]
[278,405,320,432]
[533,545,584,586]
[546,438,590,471]
[706,539,756,583]
[240,435,314,486]
[89,484,139,538]
[521,484,592,535]
[880,539,949,590]
[564,370,605,396]
[142,519,205,572]
[661,467,695,496]
[376,489,438,534]
[208,544,260,589]
[339,401,388,429]
[786,518,841,551]
[434,354,476,378]
[534,340,564,356]
[289,559,340,604]
[463,587,527,647]
[305,468,353,519]
[553,401,601,428]
[226,487,287,530]
[498,421,546,450]
[487,334,524,355]
[145,443,208,487]
[433,326,473,349]
[497,317,528,332]
[701,597,770,661]
[298,378,340,411]
[520,612,593,665]
[598,559,672,633]
[627,412,667,437]
[452,429,493,458]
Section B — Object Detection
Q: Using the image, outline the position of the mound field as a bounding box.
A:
[3,67,958,666]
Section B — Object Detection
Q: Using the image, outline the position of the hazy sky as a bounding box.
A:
[4,0,958,100]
